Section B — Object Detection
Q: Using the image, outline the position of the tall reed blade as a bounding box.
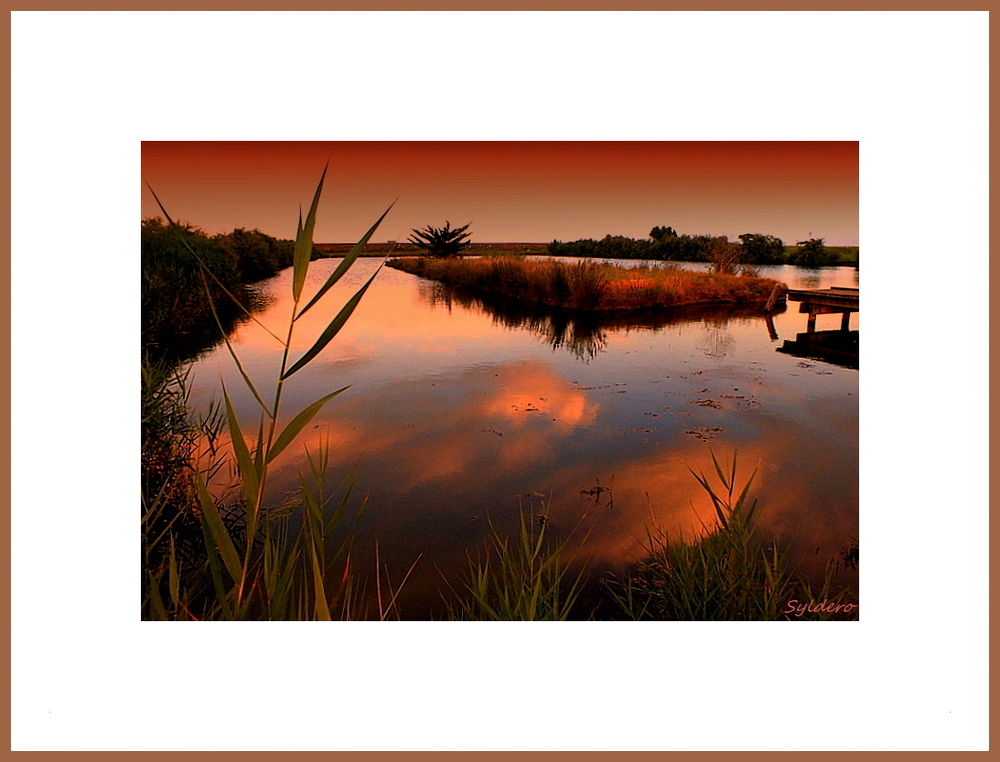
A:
[735,466,759,512]
[292,163,329,303]
[195,472,243,583]
[711,450,729,493]
[168,537,180,607]
[297,200,396,320]
[200,526,235,618]
[266,386,349,463]
[282,266,383,379]
[221,383,260,506]
[142,163,401,620]
[308,536,332,621]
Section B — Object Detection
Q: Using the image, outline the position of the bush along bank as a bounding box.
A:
[387,255,787,312]
[549,231,856,267]
[142,217,321,367]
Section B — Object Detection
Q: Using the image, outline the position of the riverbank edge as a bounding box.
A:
[386,255,789,314]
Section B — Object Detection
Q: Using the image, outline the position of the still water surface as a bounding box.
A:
[187,258,859,617]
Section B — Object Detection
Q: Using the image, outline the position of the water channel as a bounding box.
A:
[186,257,860,618]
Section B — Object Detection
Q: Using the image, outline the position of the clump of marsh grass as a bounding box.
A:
[444,505,590,621]
[141,357,222,579]
[387,256,784,312]
[142,168,404,620]
[607,452,856,621]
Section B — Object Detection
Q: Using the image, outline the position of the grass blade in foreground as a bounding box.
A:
[292,162,328,303]
[221,384,260,506]
[195,472,242,583]
[297,200,396,319]
[266,386,349,463]
[142,165,399,620]
[282,266,383,379]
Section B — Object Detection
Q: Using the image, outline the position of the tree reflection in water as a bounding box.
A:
[421,281,785,362]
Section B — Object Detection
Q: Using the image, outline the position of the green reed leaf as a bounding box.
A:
[292,163,328,303]
[308,537,332,621]
[296,200,396,320]
[301,480,325,547]
[196,471,242,582]
[266,387,349,464]
[274,536,303,614]
[735,466,758,511]
[283,266,382,379]
[254,414,266,473]
[222,383,259,507]
[148,574,167,620]
[711,451,728,492]
[199,501,233,618]
[168,537,180,607]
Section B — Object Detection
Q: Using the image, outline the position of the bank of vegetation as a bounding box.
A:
[141,217,323,366]
[142,218,317,612]
[548,227,858,268]
[387,255,787,312]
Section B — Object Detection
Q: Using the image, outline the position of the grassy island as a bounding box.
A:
[387,256,787,312]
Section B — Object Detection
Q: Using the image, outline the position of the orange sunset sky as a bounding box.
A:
[141,141,858,246]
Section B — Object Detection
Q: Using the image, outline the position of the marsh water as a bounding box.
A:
[186,258,859,617]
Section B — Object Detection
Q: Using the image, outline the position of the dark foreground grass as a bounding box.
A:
[604,453,857,621]
[388,255,786,311]
[442,451,856,621]
[444,508,589,621]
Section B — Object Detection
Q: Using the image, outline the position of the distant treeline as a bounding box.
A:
[548,228,858,267]
[313,241,547,255]
[141,217,312,366]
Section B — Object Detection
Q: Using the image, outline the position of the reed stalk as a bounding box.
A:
[142,167,397,620]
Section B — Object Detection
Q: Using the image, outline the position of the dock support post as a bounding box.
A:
[840,311,851,332]
[765,314,778,341]
[806,311,817,334]
[764,284,781,314]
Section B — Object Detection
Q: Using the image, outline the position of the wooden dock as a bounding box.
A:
[786,287,859,333]
[778,287,859,368]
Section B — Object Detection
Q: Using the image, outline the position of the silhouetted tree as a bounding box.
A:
[738,233,785,265]
[791,238,835,267]
[705,236,742,274]
[408,220,472,257]
[649,225,677,241]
